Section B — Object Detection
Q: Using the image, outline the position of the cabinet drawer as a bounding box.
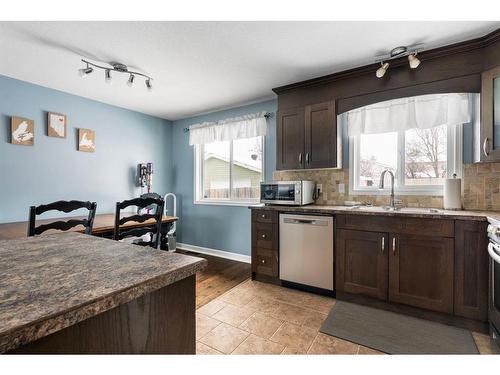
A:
[255,223,275,249]
[253,210,276,224]
[253,248,278,277]
[402,218,454,237]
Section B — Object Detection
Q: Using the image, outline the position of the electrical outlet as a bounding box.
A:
[338,183,345,194]
[317,184,323,193]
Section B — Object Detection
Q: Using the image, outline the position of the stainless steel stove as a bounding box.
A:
[487,219,500,348]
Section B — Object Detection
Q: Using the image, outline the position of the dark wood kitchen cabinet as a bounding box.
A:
[388,234,454,314]
[480,65,500,162]
[251,210,279,282]
[454,220,489,321]
[335,229,388,300]
[276,101,338,170]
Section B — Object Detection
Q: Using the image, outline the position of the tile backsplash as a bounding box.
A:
[273,162,500,210]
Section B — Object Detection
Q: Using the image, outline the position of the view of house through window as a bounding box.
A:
[197,136,263,203]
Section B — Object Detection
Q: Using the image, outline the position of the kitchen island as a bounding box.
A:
[0,232,206,354]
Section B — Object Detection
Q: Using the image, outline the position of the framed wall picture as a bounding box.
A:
[11,117,35,146]
[48,112,67,138]
[78,128,95,152]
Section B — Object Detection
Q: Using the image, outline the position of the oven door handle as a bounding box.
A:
[488,242,500,264]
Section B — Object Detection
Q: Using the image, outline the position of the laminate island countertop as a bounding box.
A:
[0,232,207,353]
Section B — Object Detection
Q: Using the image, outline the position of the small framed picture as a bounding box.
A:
[78,128,95,152]
[11,117,35,146]
[48,112,67,138]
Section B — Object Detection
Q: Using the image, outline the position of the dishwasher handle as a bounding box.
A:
[282,217,328,226]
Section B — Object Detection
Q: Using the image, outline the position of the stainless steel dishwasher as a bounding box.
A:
[279,213,334,292]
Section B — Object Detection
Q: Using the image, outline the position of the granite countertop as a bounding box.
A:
[249,204,500,222]
[0,232,207,353]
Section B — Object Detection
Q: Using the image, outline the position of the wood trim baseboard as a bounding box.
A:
[177,242,251,264]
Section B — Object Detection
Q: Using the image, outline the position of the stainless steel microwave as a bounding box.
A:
[260,181,316,206]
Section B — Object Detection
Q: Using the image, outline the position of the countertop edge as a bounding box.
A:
[248,204,497,222]
[0,257,207,353]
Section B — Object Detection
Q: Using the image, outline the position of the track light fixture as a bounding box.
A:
[374,45,423,78]
[78,59,153,90]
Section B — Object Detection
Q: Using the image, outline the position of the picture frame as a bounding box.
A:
[48,112,67,138]
[11,116,35,146]
[78,128,96,153]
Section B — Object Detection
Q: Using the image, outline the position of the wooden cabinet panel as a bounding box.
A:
[480,65,500,162]
[251,210,279,280]
[253,248,279,277]
[304,101,337,168]
[454,221,489,321]
[389,234,454,314]
[252,210,277,224]
[336,229,388,300]
[276,107,305,170]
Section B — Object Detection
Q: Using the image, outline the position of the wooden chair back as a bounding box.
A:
[28,200,97,236]
[113,196,165,248]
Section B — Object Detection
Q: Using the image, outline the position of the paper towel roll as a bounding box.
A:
[444,177,462,210]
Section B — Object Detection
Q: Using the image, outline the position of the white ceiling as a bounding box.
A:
[0,21,498,120]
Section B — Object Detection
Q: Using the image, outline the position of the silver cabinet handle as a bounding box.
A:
[261,234,266,239]
[392,237,396,254]
[306,153,310,164]
[298,153,303,164]
[381,237,385,253]
[261,259,265,264]
[483,137,489,157]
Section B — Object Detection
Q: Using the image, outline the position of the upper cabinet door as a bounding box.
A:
[304,101,338,169]
[276,107,305,170]
[480,65,500,162]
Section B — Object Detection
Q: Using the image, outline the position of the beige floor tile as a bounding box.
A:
[196,313,221,339]
[212,304,255,326]
[307,333,359,354]
[281,346,309,354]
[270,322,317,351]
[302,310,328,330]
[232,334,285,355]
[199,323,250,354]
[239,312,283,339]
[270,302,312,325]
[245,295,281,315]
[196,341,223,355]
[472,332,500,354]
[358,345,385,355]
[298,294,336,314]
[220,288,255,307]
[197,299,228,317]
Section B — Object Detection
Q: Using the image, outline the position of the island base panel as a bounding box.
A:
[10,275,196,354]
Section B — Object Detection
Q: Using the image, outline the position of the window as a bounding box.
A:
[195,136,264,205]
[350,124,461,195]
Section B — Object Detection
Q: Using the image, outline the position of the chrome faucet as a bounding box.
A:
[379,169,396,210]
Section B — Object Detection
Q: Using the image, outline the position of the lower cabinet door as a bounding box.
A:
[335,229,389,300]
[388,234,454,313]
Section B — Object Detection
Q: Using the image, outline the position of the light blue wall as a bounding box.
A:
[0,75,172,223]
[171,100,277,256]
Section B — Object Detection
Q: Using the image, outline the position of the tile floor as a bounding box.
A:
[196,279,500,355]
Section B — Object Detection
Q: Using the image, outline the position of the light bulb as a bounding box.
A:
[408,53,421,69]
[105,69,112,83]
[127,74,135,87]
[376,62,389,78]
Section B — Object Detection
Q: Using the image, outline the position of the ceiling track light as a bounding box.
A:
[78,59,153,90]
[374,45,423,78]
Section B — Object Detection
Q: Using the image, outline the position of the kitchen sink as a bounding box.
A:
[347,205,440,214]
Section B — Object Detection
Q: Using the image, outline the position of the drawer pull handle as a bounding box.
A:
[392,237,396,254]
[261,214,266,218]
[483,137,490,157]
[261,259,265,264]
[261,234,266,239]
[381,237,385,253]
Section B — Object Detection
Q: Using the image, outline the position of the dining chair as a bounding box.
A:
[114,196,165,248]
[28,200,97,236]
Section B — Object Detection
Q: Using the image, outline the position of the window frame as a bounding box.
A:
[349,124,463,196]
[194,136,265,206]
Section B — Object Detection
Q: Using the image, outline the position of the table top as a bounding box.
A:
[0,213,178,240]
[0,232,206,353]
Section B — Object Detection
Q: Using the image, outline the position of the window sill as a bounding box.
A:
[193,200,260,207]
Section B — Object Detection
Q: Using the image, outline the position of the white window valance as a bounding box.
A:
[188,111,268,145]
[347,93,471,137]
